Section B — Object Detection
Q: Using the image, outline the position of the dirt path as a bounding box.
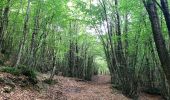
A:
[0,73,128,100]
[0,73,164,100]
[38,75,163,100]
[53,76,128,100]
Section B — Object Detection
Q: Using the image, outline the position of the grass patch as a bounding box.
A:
[17,65,36,79]
[0,66,20,75]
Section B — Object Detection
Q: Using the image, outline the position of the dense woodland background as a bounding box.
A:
[0,0,170,99]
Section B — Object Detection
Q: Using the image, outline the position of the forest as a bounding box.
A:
[0,0,170,100]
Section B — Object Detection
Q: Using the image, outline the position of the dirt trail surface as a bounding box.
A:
[37,74,129,100]
[0,72,163,100]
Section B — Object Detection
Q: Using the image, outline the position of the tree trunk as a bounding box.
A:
[143,0,170,91]
[0,0,10,50]
[15,0,31,66]
[160,0,170,36]
[49,50,56,80]
[29,5,40,67]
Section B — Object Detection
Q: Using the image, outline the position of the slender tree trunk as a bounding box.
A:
[99,0,118,84]
[0,8,3,50]
[49,50,56,80]
[124,13,129,56]
[0,0,10,50]
[115,0,125,64]
[160,0,170,36]
[29,5,40,67]
[15,0,31,66]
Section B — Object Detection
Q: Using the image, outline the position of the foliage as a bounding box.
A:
[1,0,170,99]
[17,65,37,80]
[0,66,20,76]
[0,66,37,83]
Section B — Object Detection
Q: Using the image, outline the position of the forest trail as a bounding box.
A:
[36,74,129,100]
[0,72,163,100]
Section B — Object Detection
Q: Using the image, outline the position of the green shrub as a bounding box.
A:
[0,60,4,65]
[17,65,36,79]
[43,79,57,85]
[0,66,37,84]
[0,66,20,75]
[17,65,37,84]
[143,87,161,95]
[0,77,4,83]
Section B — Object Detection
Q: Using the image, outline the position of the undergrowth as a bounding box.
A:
[0,66,20,75]
[0,65,37,84]
[43,79,57,85]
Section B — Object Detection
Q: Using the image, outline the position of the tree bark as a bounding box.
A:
[160,0,170,36]
[143,0,170,88]
[29,4,40,67]
[15,0,31,66]
[0,0,10,50]
[49,50,56,80]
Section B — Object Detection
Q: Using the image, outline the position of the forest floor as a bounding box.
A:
[0,72,163,100]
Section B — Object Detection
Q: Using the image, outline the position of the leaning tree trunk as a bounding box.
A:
[15,0,31,66]
[143,0,170,97]
[160,0,170,36]
[114,0,138,98]
[29,5,40,67]
[0,0,10,50]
